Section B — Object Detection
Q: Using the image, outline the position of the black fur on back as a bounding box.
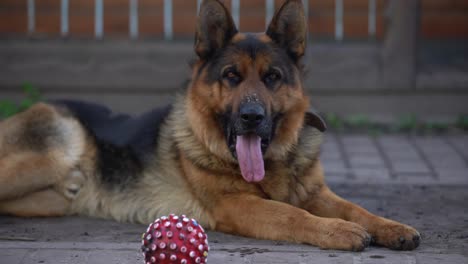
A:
[51,100,172,189]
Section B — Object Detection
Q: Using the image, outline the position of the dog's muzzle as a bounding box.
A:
[238,102,265,133]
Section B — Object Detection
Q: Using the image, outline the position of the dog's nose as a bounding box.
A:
[239,103,265,129]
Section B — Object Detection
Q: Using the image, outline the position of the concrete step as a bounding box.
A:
[1,40,467,122]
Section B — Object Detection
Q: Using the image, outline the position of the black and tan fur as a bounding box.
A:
[0,0,420,251]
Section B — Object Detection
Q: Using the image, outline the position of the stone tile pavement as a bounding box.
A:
[1,133,468,264]
[321,133,468,185]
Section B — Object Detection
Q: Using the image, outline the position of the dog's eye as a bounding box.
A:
[222,68,241,86]
[263,70,282,87]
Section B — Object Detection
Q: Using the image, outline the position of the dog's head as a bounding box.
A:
[187,0,325,183]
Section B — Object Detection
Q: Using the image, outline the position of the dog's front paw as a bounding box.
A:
[317,219,371,251]
[56,169,85,200]
[373,220,420,250]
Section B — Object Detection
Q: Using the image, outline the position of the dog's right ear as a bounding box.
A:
[195,0,238,59]
[266,0,307,61]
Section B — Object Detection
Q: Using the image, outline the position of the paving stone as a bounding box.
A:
[299,253,352,264]
[395,174,438,184]
[446,136,468,162]
[2,134,468,264]
[326,175,352,184]
[434,168,468,184]
[321,141,340,149]
[385,150,422,161]
[320,148,343,160]
[416,253,468,264]
[87,250,143,264]
[356,254,417,264]
[250,252,303,263]
[378,135,412,149]
[351,168,392,182]
[414,137,454,154]
[0,249,28,264]
[0,185,467,263]
[21,249,89,264]
[424,154,467,169]
[321,139,342,154]
[391,161,432,174]
[344,145,380,155]
[206,251,249,263]
[322,160,349,174]
[341,135,374,145]
[349,155,385,168]
[343,144,379,155]
[323,134,339,144]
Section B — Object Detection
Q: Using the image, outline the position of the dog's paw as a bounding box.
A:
[373,221,420,250]
[57,169,85,200]
[317,219,371,252]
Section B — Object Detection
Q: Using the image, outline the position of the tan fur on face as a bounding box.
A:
[188,34,310,164]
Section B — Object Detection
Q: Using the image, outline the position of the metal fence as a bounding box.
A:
[24,0,379,40]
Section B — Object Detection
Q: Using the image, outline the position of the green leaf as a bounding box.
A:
[0,100,19,118]
[397,114,418,132]
[325,113,343,130]
[19,98,35,111]
[346,114,371,127]
[456,115,468,130]
[22,82,41,101]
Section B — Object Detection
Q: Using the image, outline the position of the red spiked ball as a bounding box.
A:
[141,214,209,264]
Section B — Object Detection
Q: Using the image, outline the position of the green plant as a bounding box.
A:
[324,112,343,130]
[424,122,449,132]
[0,83,41,118]
[0,100,18,118]
[396,114,418,132]
[456,115,468,130]
[345,114,372,128]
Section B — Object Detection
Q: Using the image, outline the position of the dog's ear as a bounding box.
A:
[195,0,238,59]
[305,108,327,132]
[266,0,307,61]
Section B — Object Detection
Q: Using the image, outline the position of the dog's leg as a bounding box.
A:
[212,194,371,251]
[301,162,420,250]
[0,153,69,200]
[0,103,83,201]
[0,188,70,217]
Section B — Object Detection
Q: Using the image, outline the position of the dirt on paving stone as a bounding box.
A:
[0,184,467,257]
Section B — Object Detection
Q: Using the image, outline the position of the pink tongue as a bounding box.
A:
[236,135,265,182]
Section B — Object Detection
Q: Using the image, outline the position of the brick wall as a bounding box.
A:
[421,0,468,39]
[0,0,467,39]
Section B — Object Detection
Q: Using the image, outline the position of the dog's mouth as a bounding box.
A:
[223,113,282,183]
[228,133,270,158]
[228,132,270,182]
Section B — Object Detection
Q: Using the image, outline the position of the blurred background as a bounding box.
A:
[0,0,467,130]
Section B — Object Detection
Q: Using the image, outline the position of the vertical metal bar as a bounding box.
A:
[303,0,309,40]
[129,0,138,39]
[27,0,35,34]
[302,0,309,23]
[95,0,104,39]
[197,0,202,14]
[164,0,173,40]
[265,0,274,27]
[61,0,69,36]
[232,0,240,29]
[335,0,343,41]
[368,0,377,37]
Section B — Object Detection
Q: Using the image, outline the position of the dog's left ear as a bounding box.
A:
[195,0,238,59]
[266,0,307,61]
[305,108,327,132]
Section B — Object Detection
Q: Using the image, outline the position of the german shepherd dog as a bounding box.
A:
[0,0,420,251]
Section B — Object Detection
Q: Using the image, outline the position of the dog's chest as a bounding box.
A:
[259,127,324,204]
